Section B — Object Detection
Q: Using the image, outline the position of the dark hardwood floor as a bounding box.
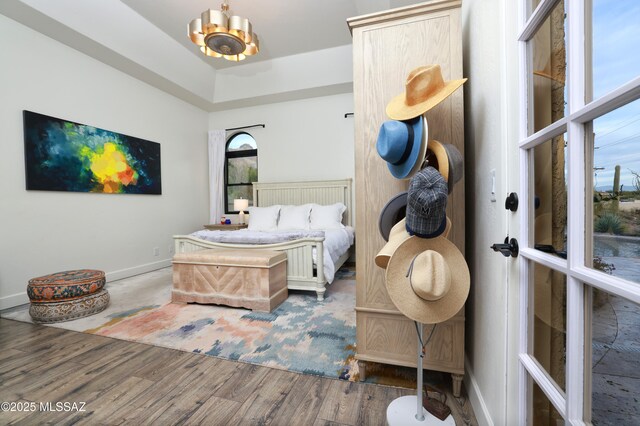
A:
[0,318,476,425]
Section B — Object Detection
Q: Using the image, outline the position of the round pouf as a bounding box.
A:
[28,269,105,303]
[29,289,110,323]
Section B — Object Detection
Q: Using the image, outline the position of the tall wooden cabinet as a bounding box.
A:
[347,0,466,396]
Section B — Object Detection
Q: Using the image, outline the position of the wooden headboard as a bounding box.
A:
[252,179,353,227]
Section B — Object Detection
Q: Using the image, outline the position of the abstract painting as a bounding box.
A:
[23,111,161,194]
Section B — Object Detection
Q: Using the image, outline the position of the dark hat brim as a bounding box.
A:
[378,192,407,242]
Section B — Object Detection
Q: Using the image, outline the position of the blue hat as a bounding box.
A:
[376,116,426,179]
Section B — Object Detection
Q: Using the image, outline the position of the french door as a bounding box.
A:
[513,0,640,424]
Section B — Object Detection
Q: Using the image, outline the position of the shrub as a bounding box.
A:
[594,212,624,234]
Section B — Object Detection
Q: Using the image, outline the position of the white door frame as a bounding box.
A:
[514,0,640,424]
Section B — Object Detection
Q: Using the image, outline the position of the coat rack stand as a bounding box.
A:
[386,324,455,425]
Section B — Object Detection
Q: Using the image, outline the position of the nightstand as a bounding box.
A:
[203,224,248,231]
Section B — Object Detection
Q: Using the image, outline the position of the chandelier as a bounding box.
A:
[188,1,259,62]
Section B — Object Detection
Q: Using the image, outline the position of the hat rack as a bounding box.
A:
[348,0,467,416]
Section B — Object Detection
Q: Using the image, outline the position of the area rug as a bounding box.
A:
[4,265,425,388]
[3,267,360,378]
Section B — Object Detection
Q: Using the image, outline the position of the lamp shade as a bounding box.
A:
[234,198,249,211]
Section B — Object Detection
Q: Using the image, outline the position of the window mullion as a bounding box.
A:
[565,0,587,422]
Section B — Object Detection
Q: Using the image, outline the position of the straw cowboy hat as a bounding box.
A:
[406,167,448,238]
[425,140,463,194]
[376,116,428,179]
[385,236,470,324]
[375,217,451,269]
[386,65,467,121]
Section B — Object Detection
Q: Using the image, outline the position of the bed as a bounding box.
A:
[173,179,353,301]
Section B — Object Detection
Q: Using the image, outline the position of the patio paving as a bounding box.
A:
[591,282,640,425]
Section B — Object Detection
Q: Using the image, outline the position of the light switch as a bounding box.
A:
[490,169,496,202]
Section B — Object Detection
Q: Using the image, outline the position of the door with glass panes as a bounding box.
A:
[510,0,640,423]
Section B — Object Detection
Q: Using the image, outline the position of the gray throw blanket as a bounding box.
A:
[190,229,325,245]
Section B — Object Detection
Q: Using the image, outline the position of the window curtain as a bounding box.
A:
[208,130,226,224]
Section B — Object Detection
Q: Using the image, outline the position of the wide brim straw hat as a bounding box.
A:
[375,217,451,269]
[376,116,428,179]
[385,236,469,324]
[386,65,467,121]
[425,140,463,194]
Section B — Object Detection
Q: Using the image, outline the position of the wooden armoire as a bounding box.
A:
[347,0,466,396]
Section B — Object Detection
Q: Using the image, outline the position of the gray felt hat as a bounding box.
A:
[378,192,407,242]
[406,166,448,238]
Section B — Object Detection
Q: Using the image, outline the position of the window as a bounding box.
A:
[515,0,640,423]
[224,132,258,213]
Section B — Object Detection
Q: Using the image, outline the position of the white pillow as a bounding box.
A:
[277,204,312,230]
[310,203,346,230]
[247,205,280,231]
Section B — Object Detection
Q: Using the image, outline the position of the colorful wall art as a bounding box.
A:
[23,111,162,194]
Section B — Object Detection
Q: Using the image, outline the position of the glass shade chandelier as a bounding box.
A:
[188,1,259,62]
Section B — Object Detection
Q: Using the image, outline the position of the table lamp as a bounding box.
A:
[234,198,249,224]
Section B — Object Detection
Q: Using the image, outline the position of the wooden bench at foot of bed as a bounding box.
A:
[171,249,288,313]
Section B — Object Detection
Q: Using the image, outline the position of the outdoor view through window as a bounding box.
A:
[225,132,257,213]
[589,1,640,423]
[530,1,639,424]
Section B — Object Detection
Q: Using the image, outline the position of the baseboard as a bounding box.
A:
[0,259,172,311]
[465,356,494,426]
[106,259,172,282]
[0,293,30,311]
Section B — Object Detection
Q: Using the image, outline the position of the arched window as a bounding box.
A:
[225,132,258,213]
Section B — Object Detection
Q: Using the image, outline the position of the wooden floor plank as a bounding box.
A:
[129,346,191,382]
[316,379,365,425]
[269,374,330,426]
[67,376,156,425]
[355,382,408,425]
[177,395,242,426]
[0,318,477,425]
[212,362,271,403]
[225,367,301,425]
[0,322,66,350]
[113,354,223,424]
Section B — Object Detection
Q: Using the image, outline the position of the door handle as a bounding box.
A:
[491,237,519,258]
[534,244,567,259]
[505,192,518,211]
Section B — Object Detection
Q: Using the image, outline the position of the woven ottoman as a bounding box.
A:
[172,249,287,312]
[28,269,109,323]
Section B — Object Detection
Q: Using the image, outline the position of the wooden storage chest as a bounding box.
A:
[172,249,288,312]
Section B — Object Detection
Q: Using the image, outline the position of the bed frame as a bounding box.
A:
[173,179,353,301]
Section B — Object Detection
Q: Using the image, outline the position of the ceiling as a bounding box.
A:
[122,0,421,69]
[0,0,424,110]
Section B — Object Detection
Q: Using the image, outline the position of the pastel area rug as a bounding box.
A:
[2,266,416,387]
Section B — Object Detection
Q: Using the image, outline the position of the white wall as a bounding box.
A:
[209,92,355,185]
[0,15,210,309]
[213,46,353,104]
[461,1,513,425]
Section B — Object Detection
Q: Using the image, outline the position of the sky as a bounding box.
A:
[591,0,640,190]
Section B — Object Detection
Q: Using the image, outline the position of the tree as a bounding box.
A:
[630,168,640,192]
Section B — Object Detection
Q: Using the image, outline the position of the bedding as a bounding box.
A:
[190,229,324,245]
[247,205,280,231]
[277,204,312,230]
[189,226,354,283]
[310,203,347,230]
[313,227,355,283]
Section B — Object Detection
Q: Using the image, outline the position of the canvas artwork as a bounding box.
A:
[23,111,161,194]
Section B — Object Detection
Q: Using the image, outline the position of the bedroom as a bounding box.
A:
[2,0,639,425]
